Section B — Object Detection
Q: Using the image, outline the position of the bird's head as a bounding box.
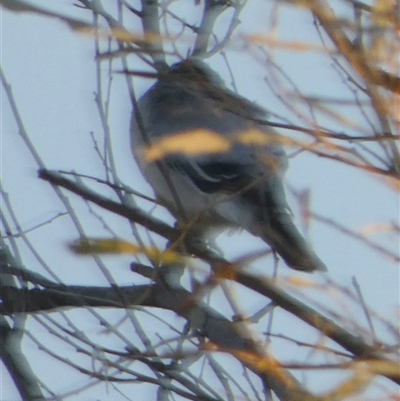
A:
[163,59,225,89]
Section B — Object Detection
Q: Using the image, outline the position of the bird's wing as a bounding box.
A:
[168,157,250,194]
[163,149,327,272]
[164,141,289,209]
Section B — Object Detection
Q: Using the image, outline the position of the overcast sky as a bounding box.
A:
[1,1,399,399]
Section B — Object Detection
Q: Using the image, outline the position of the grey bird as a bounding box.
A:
[131,59,327,272]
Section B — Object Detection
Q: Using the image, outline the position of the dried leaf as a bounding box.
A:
[69,238,180,264]
[144,129,231,161]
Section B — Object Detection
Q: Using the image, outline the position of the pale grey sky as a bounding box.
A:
[1,1,399,399]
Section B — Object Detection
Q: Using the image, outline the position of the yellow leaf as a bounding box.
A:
[360,223,397,236]
[371,0,394,27]
[144,130,231,161]
[321,360,400,400]
[69,238,181,264]
[213,262,237,280]
[231,349,297,390]
[236,129,292,147]
[322,362,373,400]
[246,35,329,54]
[70,238,138,254]
[236,129,272,146]
[362,359,400,377]
[286,276,315,288]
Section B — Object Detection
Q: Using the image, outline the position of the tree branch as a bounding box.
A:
[38,169,178,241]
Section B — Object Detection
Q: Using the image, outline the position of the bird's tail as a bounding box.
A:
[261,212,327,272]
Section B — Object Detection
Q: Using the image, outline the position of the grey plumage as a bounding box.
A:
[131,59,327,272]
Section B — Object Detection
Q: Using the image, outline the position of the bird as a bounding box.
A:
[130,58,327,272]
